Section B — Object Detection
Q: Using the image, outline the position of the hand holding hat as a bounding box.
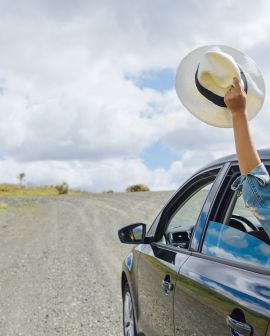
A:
[224,77,247,116]
[175,45,265,128]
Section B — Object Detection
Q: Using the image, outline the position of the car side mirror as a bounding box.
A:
[118,223,147,244]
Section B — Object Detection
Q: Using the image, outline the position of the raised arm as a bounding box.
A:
[224,77,261,175]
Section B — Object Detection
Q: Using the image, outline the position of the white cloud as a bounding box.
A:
[0,0,270,190]
[207,245,260,266]
[0,150,207,192]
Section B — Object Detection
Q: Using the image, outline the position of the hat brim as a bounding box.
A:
[175,45,265,128]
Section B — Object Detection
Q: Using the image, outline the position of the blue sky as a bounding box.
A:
[126,68,175,92]
[131,68,178,170]
[142,141,179,170]
[0,1,270,191]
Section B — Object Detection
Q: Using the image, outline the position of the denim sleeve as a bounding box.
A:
[231,163,270,238]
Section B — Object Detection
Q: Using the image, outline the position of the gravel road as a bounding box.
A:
[0,191,173,336]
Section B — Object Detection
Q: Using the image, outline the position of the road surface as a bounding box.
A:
[0,191,173,335]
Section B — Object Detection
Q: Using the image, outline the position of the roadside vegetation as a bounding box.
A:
[0,171,76,196]
[126,184,150,192]
[0,182,74,196]
[55,182,69,195]
[0,202,8,211]
[0,173,151,196]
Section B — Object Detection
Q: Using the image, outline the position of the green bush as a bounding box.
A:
[126,184,150,192]
[55,182,69,195]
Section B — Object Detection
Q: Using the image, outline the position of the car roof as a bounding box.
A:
[201,148,270,171]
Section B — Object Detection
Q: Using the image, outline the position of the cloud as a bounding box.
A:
[256,242,270,256]
[206,245,261,266]
[0,150,207,192]
[0,1,270,190]
[221,229,249,249]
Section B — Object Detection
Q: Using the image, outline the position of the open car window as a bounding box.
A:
[201,167,270,269]
[232,192,263,231]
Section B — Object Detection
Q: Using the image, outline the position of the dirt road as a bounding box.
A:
[0,191,173,336]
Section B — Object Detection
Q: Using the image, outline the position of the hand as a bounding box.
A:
[224,77,247,116]
[226,77,260,175]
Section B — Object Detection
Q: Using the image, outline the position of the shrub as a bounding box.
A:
[126,184,150,192]
[104,189,114,193]
[55,182,69,195]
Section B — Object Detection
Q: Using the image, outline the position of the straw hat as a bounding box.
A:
[175,45,265,128]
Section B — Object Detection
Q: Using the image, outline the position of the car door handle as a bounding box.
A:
[162,275,174,295]
[226,315,253,336]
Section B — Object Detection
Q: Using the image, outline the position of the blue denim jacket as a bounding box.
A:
[231,163,270,238]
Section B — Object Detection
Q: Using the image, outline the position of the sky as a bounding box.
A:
[0,0,270,192]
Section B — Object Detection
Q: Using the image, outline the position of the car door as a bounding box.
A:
[136,164,226,336]
[174,162,270,336]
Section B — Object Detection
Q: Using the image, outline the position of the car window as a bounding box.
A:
[202,221,270,268]
[163,181,214,249]
[201,174,270,269]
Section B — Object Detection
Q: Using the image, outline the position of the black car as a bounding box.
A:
[118,149,270,336]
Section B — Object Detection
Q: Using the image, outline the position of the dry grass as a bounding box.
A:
[0,202,8,211]
[15,203,37,217]
[0,184,80,196]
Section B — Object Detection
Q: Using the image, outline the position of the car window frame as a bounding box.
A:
[152,162,230,252]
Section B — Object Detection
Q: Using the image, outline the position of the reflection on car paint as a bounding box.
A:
[137,244,186,335]
[125,252,133,271]
[175,256,270,335]
[187,272,270,317]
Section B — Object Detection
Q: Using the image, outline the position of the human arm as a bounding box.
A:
[226,77,270,238]
[224,77,261,174]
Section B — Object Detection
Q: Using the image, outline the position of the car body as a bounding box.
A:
[118,149,270,336]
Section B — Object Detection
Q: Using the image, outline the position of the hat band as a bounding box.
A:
[195,65,248,108]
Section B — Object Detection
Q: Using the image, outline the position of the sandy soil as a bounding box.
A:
[0,191,173,336]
